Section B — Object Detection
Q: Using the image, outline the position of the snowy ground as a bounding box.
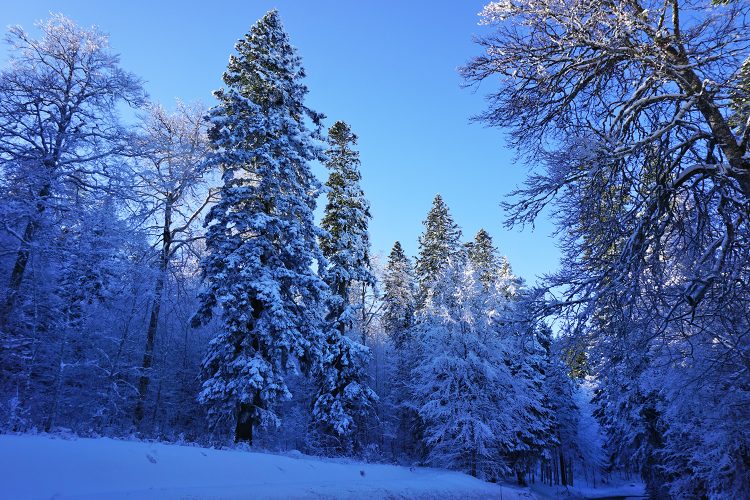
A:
[531,480,646,499]
[0,434,533,499]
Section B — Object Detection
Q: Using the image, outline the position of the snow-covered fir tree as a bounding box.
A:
[536,326,574,486]
[381,241,418,457]
[497,296,555,486]
[465,229,499,288]
[415,194,462,305]
[311,120,376,452]
[411,256,520,480]
[466,229,518,297]
[382,241,416,347]
[319,120,375,311]
[462,230,554,485]
[310,333,376,453]
[192,10,328,445]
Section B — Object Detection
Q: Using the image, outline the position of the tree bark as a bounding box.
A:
[0,183,51,329]
[134,200,172,425]
[235,403,254,444]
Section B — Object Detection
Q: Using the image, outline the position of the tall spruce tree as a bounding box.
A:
[465,229,516,294]
[192,10,327,445]
[312,120,376,450]
[382,241,416,347]
[415,194,462,304]
[319,120,376,334]
[381,240,418,456]
[504,312,557,486]
[465,229,496,287]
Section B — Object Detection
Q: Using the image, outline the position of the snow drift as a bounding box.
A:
[0,434,532,499]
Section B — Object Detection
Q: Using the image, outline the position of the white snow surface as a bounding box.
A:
[531,481,647,499]
[0,433,533,499]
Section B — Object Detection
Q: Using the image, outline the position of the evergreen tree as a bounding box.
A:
[312,120,376,451]
[310,333,376,453]
[411,258,519,479]
[466,229,518,297]
[319,120,376,334]
[382,241,416,347]
[500,300,555,486]
[465,229,497,288]
[193,10,327,445]
[381,241,418,456]
[415,195,462,304]
[539,333,593,488]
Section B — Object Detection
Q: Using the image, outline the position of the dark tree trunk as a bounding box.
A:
[560,451,568,486]
[134,201,173,426]
[516,469,527,486]
[133,273,165,424]
[0,183,50,328]
[338,280,348,336]
[568,461,574,486]
[360,282,367,346]
[232,295,265,445]
[235,403,254,444]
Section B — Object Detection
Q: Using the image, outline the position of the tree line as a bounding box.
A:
[3,1,747,497]
[0,10,596,488]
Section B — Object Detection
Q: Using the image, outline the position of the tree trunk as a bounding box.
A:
[235,403,254,444]
[360,282,367,345]
[338,280,348,336]
[134,201,172,426]
[1,221,34,326]
[0,182,50,328]
[554,454,559,485]
[516,468,527,486]
[559,451,568,486]
[568,461,574,486]
[133,273,165,424]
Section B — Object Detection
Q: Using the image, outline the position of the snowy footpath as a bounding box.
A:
[0,434,533,499]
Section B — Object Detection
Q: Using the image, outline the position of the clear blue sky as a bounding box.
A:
[1,1,560,285]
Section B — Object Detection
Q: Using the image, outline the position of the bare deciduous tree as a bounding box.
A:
[0,14,145,327]
[130,102,214,426]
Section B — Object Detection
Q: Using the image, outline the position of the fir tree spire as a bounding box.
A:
[466,229,519,297]
[311,120,377,450]
[193,10,327,444]
[319,120,375,333]
[466,229,499,288]
[415,194,462,303]
[382,241,416,348]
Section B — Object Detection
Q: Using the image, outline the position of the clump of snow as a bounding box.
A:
[0,434,533,499]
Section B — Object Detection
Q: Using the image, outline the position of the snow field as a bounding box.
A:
[0,434,533,499]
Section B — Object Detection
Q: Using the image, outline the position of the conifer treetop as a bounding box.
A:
[383,240,417,343]
[415,194,463,295]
